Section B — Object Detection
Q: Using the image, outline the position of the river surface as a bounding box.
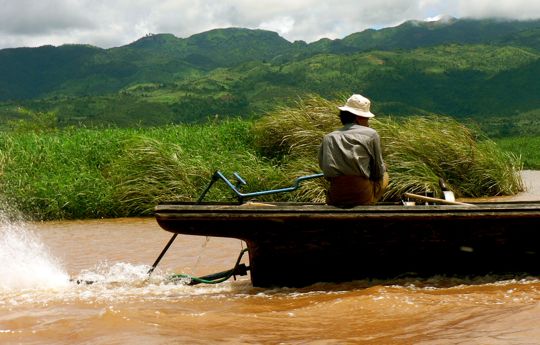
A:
[1,171,540,344]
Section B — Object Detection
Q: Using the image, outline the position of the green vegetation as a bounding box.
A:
[107,121,288,215]
[3,44,539,132]
[0,98,524,220]
[1,18,540,136]
[254,95,524,200]
[495,136,540,169]
[0,127,130,219]
[1,18,537,219]
[475,109,540,137]
[376,117,523,198]
[0,119,290,219]
[1,117,327,219]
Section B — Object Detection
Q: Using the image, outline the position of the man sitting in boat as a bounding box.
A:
[318,94,389,206]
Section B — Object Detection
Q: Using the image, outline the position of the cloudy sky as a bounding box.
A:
[1,0,539,49]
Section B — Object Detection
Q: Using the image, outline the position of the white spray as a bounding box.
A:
[0,214,70,291]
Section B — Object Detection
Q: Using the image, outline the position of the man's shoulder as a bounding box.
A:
[325,124,379,139]
[349,124,379,136]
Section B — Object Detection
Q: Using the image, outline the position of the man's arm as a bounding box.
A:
[370,133,386,181]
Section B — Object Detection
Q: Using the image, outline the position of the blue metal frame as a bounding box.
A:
[198,171,324,203]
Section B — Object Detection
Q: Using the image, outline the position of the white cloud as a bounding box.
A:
[0,0,538,49]
[456,0,540,20]
[258,16,295,37]
[0,0,93,35]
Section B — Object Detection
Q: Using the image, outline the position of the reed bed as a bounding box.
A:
[108,121,288,215]
[0,128,130,219]
[495,136,540,169]
[0,97,524,220]
[0,120,289,220]
[253,94,524,200]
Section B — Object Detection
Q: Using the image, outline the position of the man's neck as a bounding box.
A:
[354,117,369,127]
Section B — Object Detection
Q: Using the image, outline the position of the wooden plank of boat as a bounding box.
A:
[403,192,474,206]
[154,201,540,287]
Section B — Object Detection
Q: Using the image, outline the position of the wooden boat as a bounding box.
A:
[155,200,540,287]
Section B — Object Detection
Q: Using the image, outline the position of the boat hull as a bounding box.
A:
[154,202,540,287]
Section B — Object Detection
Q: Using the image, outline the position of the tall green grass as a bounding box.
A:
[0,120,289,220]
[0,128,131,219]
[108,121,287,215]
[376,116,523,198]
[494,136,540,170]
[253,95,524,200]
[0,96,525,220]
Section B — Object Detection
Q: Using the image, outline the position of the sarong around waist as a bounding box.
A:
[327,175,375,206]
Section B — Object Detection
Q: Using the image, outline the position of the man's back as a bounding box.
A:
[319,123,384,181]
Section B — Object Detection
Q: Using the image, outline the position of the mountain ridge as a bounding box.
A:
[1,17,539,134]
[2,18,539,100]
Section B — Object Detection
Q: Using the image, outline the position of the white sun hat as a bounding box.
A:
[338,94,375,118]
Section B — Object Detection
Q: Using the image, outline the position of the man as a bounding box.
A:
[318,94,388,206]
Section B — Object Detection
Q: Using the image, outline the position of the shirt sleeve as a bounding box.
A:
[318,141,325,172]
[370,132,386,181]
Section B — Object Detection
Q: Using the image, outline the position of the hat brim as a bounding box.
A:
[338,106,375,118]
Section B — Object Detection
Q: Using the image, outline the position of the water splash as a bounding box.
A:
[0,215,70,291]
[74,261,156,285]
[68,262,242,303]
[0,212,249,305]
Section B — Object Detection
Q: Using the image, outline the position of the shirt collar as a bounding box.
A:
[343,123,364,130]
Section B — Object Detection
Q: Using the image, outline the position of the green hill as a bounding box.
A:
[0,28,294,101]
[340,17,540,51]
[0,18,539,133]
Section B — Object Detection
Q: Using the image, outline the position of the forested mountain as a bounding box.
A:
[0,17,539,134]
[0,28,294,100]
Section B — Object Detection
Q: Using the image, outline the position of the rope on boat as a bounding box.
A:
[168,248,249,285]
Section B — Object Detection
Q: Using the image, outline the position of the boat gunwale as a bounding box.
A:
[155,201,540,217]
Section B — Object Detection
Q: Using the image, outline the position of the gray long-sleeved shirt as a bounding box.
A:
[318,123,386,180]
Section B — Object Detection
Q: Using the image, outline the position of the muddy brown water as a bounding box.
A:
[1,171,539,344]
